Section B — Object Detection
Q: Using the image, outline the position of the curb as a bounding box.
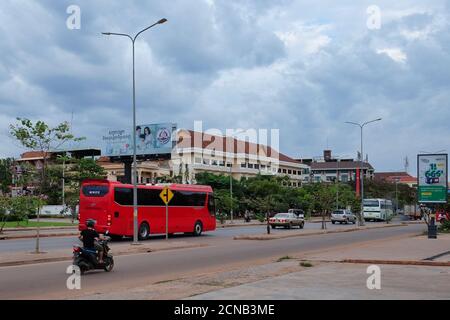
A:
[340,259,450,267]
[3,226,77,232]
[233,224,407,241]
[217,223,265,228]
[0,243,208,268]
[0,232,79,240]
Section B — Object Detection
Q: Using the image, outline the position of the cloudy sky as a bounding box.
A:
[1,0,449,173]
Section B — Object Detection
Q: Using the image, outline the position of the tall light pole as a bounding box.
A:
[345,118,382,226]
[103,19,167,244]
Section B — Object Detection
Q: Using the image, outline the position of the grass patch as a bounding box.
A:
[1,221,76,228]
[300,261,313,268]
[277,255,293,262]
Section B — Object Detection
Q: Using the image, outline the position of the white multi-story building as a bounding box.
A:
[100,129,311,187]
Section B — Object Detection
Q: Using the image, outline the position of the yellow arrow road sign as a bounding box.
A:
[160,187,174,205]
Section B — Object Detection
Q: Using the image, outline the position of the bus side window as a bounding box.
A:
[208,194,215,216]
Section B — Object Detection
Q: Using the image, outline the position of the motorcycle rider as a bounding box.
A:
[79,219,105,264]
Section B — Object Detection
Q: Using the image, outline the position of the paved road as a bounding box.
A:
[0,224,425,299]
[0,221,383,253]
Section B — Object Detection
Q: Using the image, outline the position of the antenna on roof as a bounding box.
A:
[404,156,409,173]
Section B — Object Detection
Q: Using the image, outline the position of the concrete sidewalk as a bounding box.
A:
[189,262,450,300]
[189,234,450,300]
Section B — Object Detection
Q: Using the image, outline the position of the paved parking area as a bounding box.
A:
[189,262,450,300]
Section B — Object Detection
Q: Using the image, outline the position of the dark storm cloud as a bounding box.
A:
[0,0,449,173]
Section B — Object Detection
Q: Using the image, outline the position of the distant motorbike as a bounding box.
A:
[72,233,114,275]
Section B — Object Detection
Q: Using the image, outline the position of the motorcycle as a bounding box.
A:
[72,232,114,275]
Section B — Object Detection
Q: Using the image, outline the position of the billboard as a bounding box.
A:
[103,123,176,157]
[417,154,448,203]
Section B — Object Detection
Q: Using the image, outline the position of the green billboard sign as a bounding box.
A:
[417,154,448,203]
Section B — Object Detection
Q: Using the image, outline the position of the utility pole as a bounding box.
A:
[345,118,382,226]
[103,18,167,244]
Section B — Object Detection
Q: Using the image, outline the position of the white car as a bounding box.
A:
[331,209,357,224]
[269,212,305,229]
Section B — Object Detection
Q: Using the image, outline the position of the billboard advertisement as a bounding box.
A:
[103,123,176,157]
[417,154,448,203]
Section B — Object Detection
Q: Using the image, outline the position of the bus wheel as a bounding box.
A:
[193,221,203,237]
[138,222,150,240]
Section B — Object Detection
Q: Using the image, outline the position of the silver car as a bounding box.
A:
[331,209,356,224]
[269,212,305,229]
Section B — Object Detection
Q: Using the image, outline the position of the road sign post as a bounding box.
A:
[159,187,174,241]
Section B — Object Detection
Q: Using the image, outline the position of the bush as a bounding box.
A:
[254,212,266,223]
[438,220,450,233]
[216,211,228,224]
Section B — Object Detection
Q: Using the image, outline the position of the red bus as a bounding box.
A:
[78,179,216,239]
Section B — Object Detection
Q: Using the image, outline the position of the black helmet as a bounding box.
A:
[86,219,95,228]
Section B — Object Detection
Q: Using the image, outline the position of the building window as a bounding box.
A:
[254,164,260,170]
[226,162,232,168]
[278,168,281,173]
[315,176,321,182]
[261,165,266,169]
[248,163,254,169]
[241,163,247,168]
[283,169,287,174]
[219,161,225,167]
[288,170,292,174]
[203,159,210,165]
[211,160,218,166]
[341,175,348,182]
[293,170,297,175]
[195,157,202,164]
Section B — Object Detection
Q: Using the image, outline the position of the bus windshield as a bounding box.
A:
[82,185,109,197]
[363,200,380,207]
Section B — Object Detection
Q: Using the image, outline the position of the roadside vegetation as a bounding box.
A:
[0,119,105,232]
[438,220,450,233]
[277,255,293,262]
[300,261,313,268]
[195,172,416,221]
[1,221,76,229]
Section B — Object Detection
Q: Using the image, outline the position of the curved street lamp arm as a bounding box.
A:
[134,19,168,41]
[362,118,382,127]
[102,32,133,42]
[345,121,362,128]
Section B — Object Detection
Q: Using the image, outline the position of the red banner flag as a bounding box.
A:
[356,168,360,198]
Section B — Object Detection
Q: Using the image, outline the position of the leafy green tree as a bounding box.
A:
[0,159,13,194]
[9,118,85,194]
[64,158,107,218]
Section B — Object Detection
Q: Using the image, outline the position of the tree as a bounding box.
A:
[0,158,13,194]
[64,158,106,220]
[9,118,85,194]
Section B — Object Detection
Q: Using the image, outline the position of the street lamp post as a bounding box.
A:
[345,118,382,226]
[103,19,167,244]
